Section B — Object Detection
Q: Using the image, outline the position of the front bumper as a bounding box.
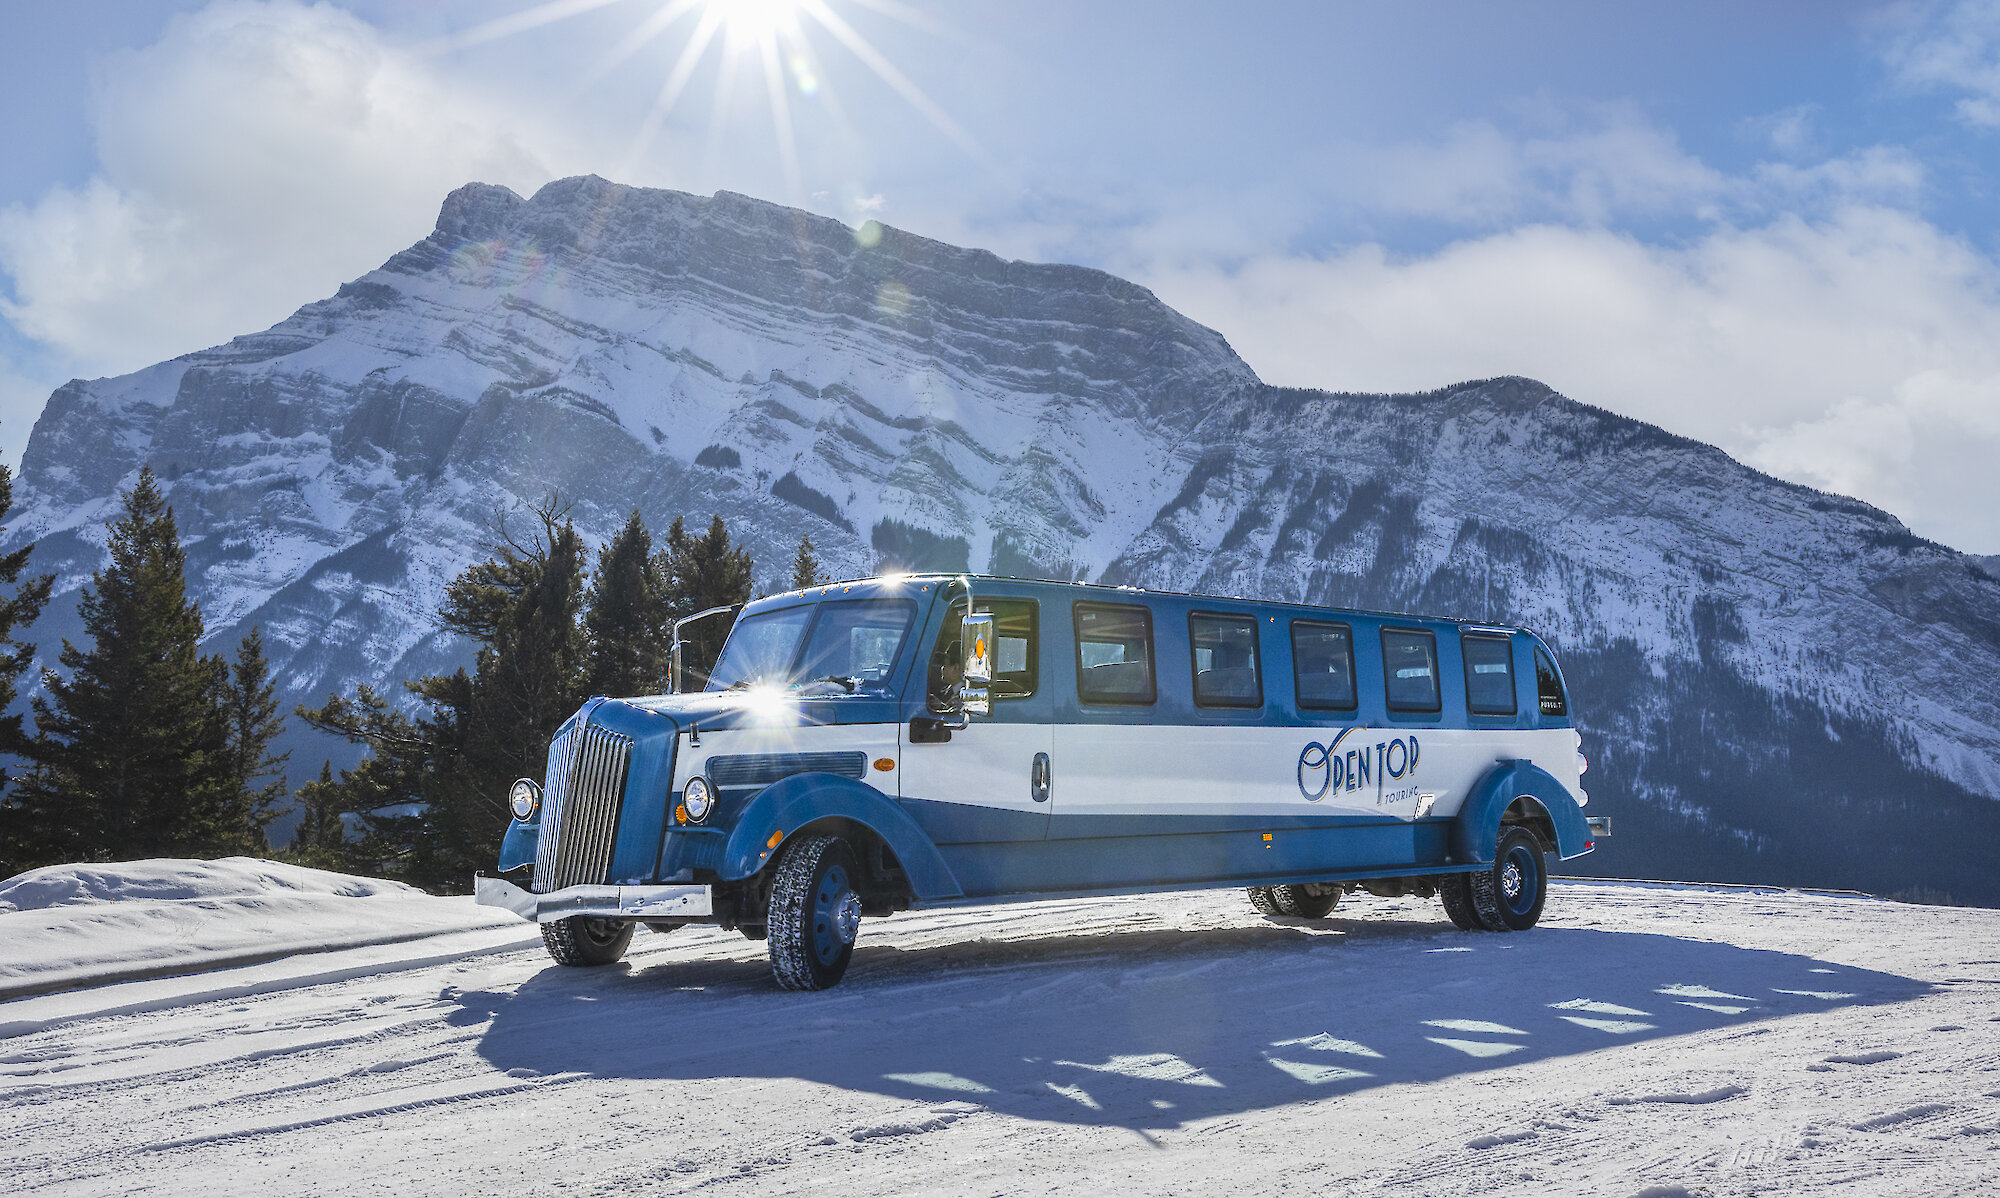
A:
[475,875,715,924]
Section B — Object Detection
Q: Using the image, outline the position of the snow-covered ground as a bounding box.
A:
[2,863,1996,1196]
[0,858,523,998]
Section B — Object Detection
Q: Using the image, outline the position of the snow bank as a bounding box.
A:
[0,857,518,998]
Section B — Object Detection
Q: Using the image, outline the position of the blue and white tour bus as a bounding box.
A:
[476,574,1608,989]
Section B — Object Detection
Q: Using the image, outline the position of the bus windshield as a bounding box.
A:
[705,599,918,696]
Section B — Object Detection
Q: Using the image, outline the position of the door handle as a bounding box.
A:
[1031,752,1052,803]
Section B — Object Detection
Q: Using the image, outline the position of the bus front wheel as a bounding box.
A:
[768,834,864,991]
[541,915,634,966]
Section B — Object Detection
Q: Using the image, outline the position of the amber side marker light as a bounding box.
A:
[873,757,896,772]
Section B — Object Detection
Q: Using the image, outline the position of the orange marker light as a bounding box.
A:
[767,830,784,850]
[873,757,896,772]
[675,804,688,823]
[1262,833,1274,841]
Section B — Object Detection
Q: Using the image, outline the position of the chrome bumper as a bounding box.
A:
[474,875,715,923]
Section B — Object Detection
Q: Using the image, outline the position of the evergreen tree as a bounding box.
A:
[790,534,827,591]
[223,627,290,846]
[583,510,669,698]
[11,467,237,865]
[0,463,53,777]
[299,503,591,889]
[656,514,754,688]
[285,760,355,872]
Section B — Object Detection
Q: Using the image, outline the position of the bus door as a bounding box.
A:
[898,598,1051,845]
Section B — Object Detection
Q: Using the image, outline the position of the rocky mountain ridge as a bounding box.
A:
[11,176,2000,899]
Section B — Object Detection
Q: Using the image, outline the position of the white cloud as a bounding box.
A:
[1143,206,2000,554]
[1884,0,2000,127]
[0,0,566,383]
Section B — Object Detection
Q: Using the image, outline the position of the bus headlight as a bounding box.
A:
[682,776,715,823]
[508,778,541,822]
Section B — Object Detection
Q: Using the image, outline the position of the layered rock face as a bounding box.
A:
[12,176,2000,898]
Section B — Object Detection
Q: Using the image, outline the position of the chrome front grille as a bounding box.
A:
[531,719,634,893]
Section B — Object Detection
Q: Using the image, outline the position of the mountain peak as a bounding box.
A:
[432,181,525,242]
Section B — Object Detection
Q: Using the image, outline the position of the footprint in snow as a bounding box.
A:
[1610,1085,1745,1106]
[1808,1050,1903,1071]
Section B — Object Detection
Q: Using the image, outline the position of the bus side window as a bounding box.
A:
[1534,645,1568,718]
[1291,620,1356,710]
[1461,633,1517,716]
[1189,611,1263,708]
[929,600,1038,711]
[1381,628,1441,714]
[1074,602,1156,704]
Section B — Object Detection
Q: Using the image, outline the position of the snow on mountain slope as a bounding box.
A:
[0,872,1993,1196]
[7,176,2000,899]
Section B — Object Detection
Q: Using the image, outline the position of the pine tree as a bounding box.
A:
[656,514,754,688]
[285,760,354,872]
[223,627,289,847]
[11,467,237,865]
[0,463,55,875]
[0,464,53,773]
[790,534,827,591]
[583,510,669,698]
[299,502,591,889]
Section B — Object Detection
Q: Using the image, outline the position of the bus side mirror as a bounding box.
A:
[960,611,993,717]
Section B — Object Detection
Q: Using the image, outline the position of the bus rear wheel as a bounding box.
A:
[1247,884,1340,919]
[1439,873,1481,930]
[1468,828,1548,932]
[768,834,864,991]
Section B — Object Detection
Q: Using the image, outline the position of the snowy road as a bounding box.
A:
[4,880,1997,1196]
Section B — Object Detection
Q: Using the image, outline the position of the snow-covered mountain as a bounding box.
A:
[10,176,2000,900]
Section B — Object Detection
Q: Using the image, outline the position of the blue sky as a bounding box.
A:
[4,0,2000,552]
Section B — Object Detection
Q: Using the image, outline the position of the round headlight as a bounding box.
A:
[508,778,541,821]
[682,775,715,823]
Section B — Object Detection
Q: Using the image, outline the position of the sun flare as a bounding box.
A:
[709,0,804,48]
[433,0,982,202]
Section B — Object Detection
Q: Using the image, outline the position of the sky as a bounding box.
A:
[3,1,2000,554]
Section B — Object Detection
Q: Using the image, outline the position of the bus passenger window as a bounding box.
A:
[929,600,1038,710]
[1189,612,1263,707]
[1462,633,1517,716]
[1291,620,1356,710]
[1381,628,1441,714]
[1074,603,1156,704]
[1534,645,1568,718]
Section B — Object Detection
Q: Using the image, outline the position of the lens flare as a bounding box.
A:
[431,0,991,206]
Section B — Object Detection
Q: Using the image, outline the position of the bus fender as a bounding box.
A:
[1451,759,1593,863]
[499,819,538,872]
[719,773,965,900]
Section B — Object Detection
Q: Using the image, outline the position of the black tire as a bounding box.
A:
[1468,827,1548,932]
[541,915,635,966]
[1439,872,1481,931]
[768,834,864,991]
[1276,884,1341,918]
[1248,884,1340,919]
[1247,886,1287,916]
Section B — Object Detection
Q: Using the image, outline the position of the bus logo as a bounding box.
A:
[1299,729,1420,803]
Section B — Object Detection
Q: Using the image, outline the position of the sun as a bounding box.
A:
[710,0,804,49]
[431,0,983,203]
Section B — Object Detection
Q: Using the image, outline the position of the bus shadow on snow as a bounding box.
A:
[454,919,1928,1130]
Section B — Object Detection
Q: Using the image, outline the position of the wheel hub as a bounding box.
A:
[1501,861,1523,899]
[833,892,862,944]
